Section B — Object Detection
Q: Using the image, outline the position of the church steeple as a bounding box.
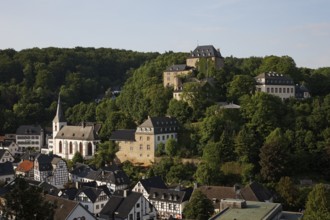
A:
[53,94,65,123]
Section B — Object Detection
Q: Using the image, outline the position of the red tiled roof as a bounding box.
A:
[16,160,34,172]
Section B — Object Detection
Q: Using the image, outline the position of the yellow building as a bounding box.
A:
[186,45,224,69]
[110,116,179,166]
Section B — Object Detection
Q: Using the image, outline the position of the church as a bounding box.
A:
[48,95,100,160]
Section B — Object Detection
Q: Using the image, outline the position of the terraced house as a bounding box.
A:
[111,116,179,166]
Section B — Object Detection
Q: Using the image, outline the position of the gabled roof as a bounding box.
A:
[198,185,237,209]
[165,64,193,72]
[16,125,43,135]
[55,125,99,141]
[35,154,62,171]
[16,160,34,173]
[0,149,12,159]
[138,176,167,193]
[0,161,14,176]
[45,194,96,220]
[148,187,193,204]
[70,163,95,177]
[188,45,223,58]
[100,190,142,219]
[240,182,273,202]
[109,129,135,141]
[137,116,179,135]
[76,186,108,203]
[38,181,60,195]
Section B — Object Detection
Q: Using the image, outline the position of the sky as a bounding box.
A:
[0,0,330,69]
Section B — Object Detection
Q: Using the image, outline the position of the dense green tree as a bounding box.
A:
[72,152,84,164]
[167,99,192,125]
[65,102,96,124]
[165,138,178,157]
[304,184,330,220]
[259,128,290,182]
[90,141,118,168]
[0,177,55,220]
[227,74,256,102]
[276,176,299,211]
[183,190,214,220]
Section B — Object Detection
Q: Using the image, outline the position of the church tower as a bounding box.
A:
[53,94,67,138]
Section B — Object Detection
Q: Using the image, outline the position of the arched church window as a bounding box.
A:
[59,141,62,153]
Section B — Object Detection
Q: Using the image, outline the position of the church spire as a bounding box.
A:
[53,94,65,122]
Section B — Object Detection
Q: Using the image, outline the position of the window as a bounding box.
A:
[283,88,286,93]
[162,136,165,140]
[96,204,99,209]
[161,203,164,208]
[87,143,93,155]
[129,214,133,220]
[79,142,83,154]
[275,88,278,93]
[287,88,290,93]
[147,136,150,141]
[147,145,150,150]
[271,88,274,93]
[279,88,282,93]
[173,204,177,210]
[140,136,143,141]
[59,141,62,153]
[157,136,160,141]
[169,204,172,210]
[69,142,73,154]
[136,203,140,208]
[291,88,293,93]
[140,145,143,150]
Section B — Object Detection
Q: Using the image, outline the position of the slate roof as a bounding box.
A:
[20,151,39,161]
[100,190,142,219]
[166,64,193,72]
[35,154,62,171]
[148,187,193,204]
[16,125,43,135]
[38,181,60,195]
[188,45,223,58]
[109,129,136,141]
[53,95,65,123]
[76,186,109,203]
[0,161,14,176]
[255,72,294,85]
[138,176,167,193]
[60,187,79,200]
[240,182,273,202]
[45,194,96,220]
[70,162,94,178]
[137,116,179,135]
[16,160,34,172]
[55,125,99,141]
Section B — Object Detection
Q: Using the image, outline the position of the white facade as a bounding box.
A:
[53,138,97,160]
[256,84,295,100]
[76,191,109,215]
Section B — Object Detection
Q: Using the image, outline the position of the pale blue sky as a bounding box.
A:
[1,0,329,68]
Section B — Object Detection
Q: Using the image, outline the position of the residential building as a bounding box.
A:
[148,187,193,219]
[70,163,130,193]
[15,159,34,177]
[255,72,295,100]
[111,116,179,166]
[75,186,111,215]
[0,162,15,184]
[50,95,100,160]
[44,194,96,220]
[132,176,168,200]
[33,154,69,188]
[186,45,224,70]
[209,199,282,220]
[0,149,14,163]
[99,190,157,220]
[198,182,273,213]
[16,124,44,152]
